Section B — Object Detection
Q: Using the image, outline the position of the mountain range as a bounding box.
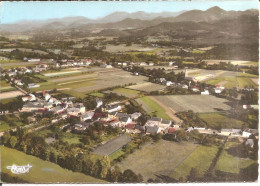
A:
[1,6,258,33]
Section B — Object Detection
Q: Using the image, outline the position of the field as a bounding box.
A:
[204,60,258,67]
[0,90,25,100]
[127,82,166,92]
[104,44,155,53]
[117,140,198,181]
[136,96,171,120]
[199,112,245,129]
[0,80,16,92]
[214,142,257,174]
[154,95,231,113]
[93,134,132,156]
[171,145,219,180]
[106,88,142,98]
[1,146,106,183]
[32,68,148,98]
[205,75,258,89]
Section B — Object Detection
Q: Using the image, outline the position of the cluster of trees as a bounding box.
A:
[129,66,185,83]
[79,123,121,145]
[176,110,207,128]
[113,135,151,164]
[0,96,24,113]
[240,91,258,105]
[2,126,144,183]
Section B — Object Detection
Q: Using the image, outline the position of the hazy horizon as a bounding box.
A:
[1,0,258,24]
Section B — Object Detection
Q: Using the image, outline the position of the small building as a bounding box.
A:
[125,124,136,133]
[81,111,95,121]
[201,90,209,95]
[146,125,160,135]
[131,112,142,120]
[28,83,40,89]
[73,121,90,131]
[245,139,254,148]
[135,125,146,133]
[104,105,122,113]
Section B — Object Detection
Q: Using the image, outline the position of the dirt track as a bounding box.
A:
[150,96,183,124]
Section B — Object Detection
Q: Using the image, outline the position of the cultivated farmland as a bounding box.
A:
[1,146,106,183]
[117,140,198,181]
[214,142,257,174]
[127,82,166,92]
[154,95,231,113]
[171,145,219,180]
[93,134,132,156]
[136,96,171,120]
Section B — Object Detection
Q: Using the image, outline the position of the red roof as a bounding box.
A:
[125,124,135,129]
[168,127,176,133]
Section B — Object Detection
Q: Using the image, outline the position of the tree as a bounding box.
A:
[8,136,17,148]
[121,169,143,183]
[2,132,11,145]
[187,168,199,181]
[49,151,57,163]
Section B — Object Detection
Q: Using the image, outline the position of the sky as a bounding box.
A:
[1,0,258,24]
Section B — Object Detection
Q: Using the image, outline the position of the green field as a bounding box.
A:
[89,92,104,98]
[214,142,257,174]
[0,59,21,63]
[117,140,198,181]
[1,146,106,183]
[111,88,141,98]
[205,76,257,89]
[138,96,171,120]
[199,112,245,129]
[171,145,219,180]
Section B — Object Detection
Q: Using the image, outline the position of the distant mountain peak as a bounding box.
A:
[206,6,225,12]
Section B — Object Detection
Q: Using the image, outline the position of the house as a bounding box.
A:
[160,78,166,83]
[131,112,142,120]
[135,125,146,133]
[73,121,90,131]
[125,124,136,133]
[67,107,82,116]
[27,59,41,62]
[100,64,113,68]
[140,62,147,66]
[221,129,241,136]
[186,127,194,132]
[182,84,189,89]
[81,111,95,121]
[169,62,175,66]
[149,62,154,66]
[166,81,173,86]
[105,105,122,113]
[245,139,254,148]
[119,116,132,126]
[109,120,120,127]
[28,116,36,123]
[159,120,172,130]
[168,127,176,134]
[28,83,40,88]
[107,112,118,120]
[192,86,200,92]
[146,125,160,135]
[122,62,127,66]
[134,72,139,76]
[53,106,65,114]
[243,105,259,110]
[145,117,162,127]
[96,99,103,108]
[201,90,209,95]
[242,129,258,138]
[74,103,86,114]
[20,102,45,112]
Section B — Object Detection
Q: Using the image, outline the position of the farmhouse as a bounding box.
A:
[20,102,45,112]
[242,129,258,138]
[131,112,142,120]
[146,125,160,135]
[96,98,103,108]
[221,129,241,136]
[104,105,122,113]
[81,111,95,121]
[53,106,65,114]
[119,116,132,126]
[125,124,136,133]
[73,121,90,131]
[28,83,40,88]
[245,139,255,148]
[159,120,172,130]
